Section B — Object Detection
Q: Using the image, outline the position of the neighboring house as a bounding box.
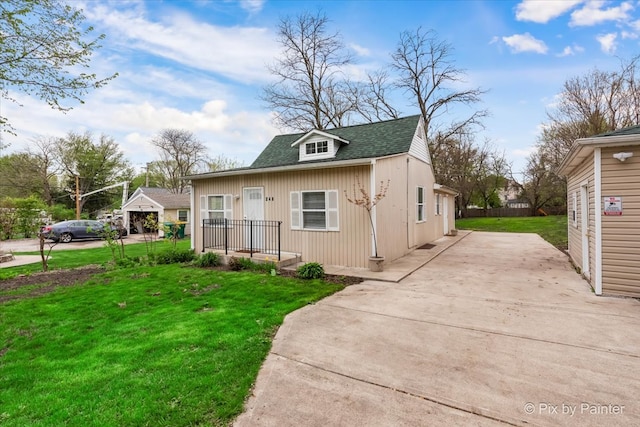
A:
[122,187,191,238]
[498,180,530,208]
[558,126,640,298]
[184,115,457,269]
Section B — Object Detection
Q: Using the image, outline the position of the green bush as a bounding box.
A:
[194,252,220,268]
[296,262,324,280]
[155,248,196,265]
[228,256,257,271]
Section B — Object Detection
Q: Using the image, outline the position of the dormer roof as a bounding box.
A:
[289,130,350,147]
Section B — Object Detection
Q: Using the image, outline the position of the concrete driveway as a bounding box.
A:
[235,232,640,426]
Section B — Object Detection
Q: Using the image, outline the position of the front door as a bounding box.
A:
[243,187,264,250]
[580,183,590,278]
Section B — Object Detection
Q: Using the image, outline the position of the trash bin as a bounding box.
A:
[164,222,175,239]
[177,222,186,239]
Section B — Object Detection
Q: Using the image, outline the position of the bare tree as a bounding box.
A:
[391,27,488,146]
[207,154,244,172]
[511,150,565,216]
[28,136,60,206]
[472,143,509,213]
[0,0,117,134]
[151,129,208,194]
[541,56,640,168]
[262,11,355,131]
[350,70,401,122]
[432,130,480,217]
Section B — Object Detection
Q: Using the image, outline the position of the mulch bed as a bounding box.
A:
[0,264,362,304]
[0,266,105,304]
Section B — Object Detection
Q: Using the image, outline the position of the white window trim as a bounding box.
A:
[572,192,578,228]
[435,193,441,216]
[200,194,233,226]
[416,186,426,223]
[178,209,189,222]
[290,190,339,231]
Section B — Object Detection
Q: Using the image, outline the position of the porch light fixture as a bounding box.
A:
[613,152,633,162]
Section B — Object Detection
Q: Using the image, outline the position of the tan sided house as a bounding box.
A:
[184,115,457,269]
[122,187,191,238]
[558,126,640,298]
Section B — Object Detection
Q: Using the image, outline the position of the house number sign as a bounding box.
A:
[603,196,623,216]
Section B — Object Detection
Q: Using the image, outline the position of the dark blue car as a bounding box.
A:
[41,220,127,243]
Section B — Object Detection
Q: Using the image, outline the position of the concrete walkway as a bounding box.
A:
[235,232,640,427]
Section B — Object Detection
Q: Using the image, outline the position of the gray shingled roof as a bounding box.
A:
[594,125,640,137]
[250,115,421,169]
[133,187,190,209]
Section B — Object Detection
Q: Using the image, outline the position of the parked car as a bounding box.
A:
[40,220,128,243]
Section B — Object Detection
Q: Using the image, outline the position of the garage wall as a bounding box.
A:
[600,145,640,297]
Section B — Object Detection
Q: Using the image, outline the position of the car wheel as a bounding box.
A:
[60,233,73,243]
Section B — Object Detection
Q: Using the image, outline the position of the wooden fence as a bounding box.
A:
[463,207,567,218]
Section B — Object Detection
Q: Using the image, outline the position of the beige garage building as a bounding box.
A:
[558,126,640,297]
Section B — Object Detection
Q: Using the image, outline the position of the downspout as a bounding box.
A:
[406,157,410,249]
[594,148,602,295]
[370,159,377,257]
[189,184,195,251]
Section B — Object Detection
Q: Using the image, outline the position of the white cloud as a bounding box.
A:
[83,3,279,84]
[556,44,585,57]
[621,30,638,39]
[239,0,265,13]
[350,43,371,57]
[502,33,548,54]
[597,32,618,54]
[515,0,583,23]
[570,0,633,26]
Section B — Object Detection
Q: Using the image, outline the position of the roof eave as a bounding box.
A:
[290,129,350,147]
[558,134,640,176]
[183,157,374,180]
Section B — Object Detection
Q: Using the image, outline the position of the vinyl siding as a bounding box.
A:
[191,166,373,268]
[600,145,640,297]
[566,155,594,284]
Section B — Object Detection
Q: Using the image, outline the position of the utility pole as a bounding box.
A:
[75,175,80,220]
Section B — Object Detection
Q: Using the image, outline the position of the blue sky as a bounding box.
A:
[3,0,640,176]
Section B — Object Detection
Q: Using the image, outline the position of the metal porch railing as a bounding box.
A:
[202,219,282,260]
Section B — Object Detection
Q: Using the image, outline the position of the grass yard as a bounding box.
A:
[0,246,343,426]
[456,215,568,250]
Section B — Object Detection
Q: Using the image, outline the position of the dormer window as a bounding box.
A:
[305,140,328,155]
[291,130,349,162]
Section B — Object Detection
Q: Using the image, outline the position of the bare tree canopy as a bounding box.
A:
[151,129,208,194]
[0,0,117,134]
[540,55,640,168]
[391,27,488,143]
[262,11,355,131]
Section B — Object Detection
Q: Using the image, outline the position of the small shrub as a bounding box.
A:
[228,256,257,271]
[155,248,196,265]
[194,252,220,268]
[296,262,324,280]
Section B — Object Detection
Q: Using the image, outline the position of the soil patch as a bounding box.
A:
[0,266,104,304]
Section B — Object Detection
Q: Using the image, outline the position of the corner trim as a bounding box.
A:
[594,148,603,295]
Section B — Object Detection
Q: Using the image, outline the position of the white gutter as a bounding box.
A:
[370,159,377,257]
[594,148,603,295]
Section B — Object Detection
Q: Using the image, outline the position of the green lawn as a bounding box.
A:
[456,215,568,250]
[0,245,343,426]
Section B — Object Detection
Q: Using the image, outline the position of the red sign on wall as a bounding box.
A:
[603,196,623,216]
